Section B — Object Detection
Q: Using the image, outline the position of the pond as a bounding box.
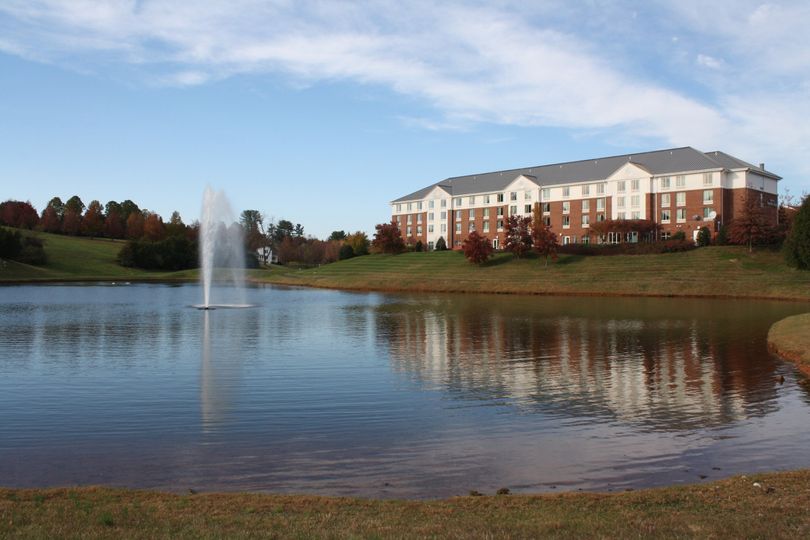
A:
[1,284,809,498]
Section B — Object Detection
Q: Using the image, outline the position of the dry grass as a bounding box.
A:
[1,470,809,539]
[768,313,810,375]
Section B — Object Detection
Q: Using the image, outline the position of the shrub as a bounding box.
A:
[414,240,423,252]
[462,231,493,264]
[117,236,198,271]
[557,240,696,256]
[17,236,47,265]
[783,196,810,270]
[0,228,47,265]
[697,227,711,247]
[339,244,355,260]
[0,227,22,259]
[716,225,729,245]
[435,236,447,251]
[672,231,686,241]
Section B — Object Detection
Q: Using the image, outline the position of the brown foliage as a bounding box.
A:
[532,224,559,265]
[104,210,125,239]
[345,231,370,256]
[371,221,406,254]
[144,213,166,241]
[81,200,105,238]
[40,206,61,233]
[729,196,775,252]
[126,212,145,239]
[0,200,39,229]
[504,215,532,257]
[462,230,493,264]
[61,210,82,236]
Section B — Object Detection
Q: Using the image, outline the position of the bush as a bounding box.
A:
[435,236,447,251]
[117,236,198,271]
[716,225,729,245]
[17,236,47,265]
[784,196,810,270]
[672,231,686,241]
[557,240,696,256]
[0,228,47,265]
[339,244,355,260]
[414,240,423,252]
[371,221,406,254]
[697,227,711,247]
[0,227,22,259]
[462,231,493,264]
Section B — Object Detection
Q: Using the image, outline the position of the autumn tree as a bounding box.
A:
[46,197,65,219]
[783,195,810,270]
[345,231,369,256]
[371,220,406,254]
[126,211,145,239]
[120,200,140,221]
[104,210,125,239]
[65,195,85,216]
[729,196,773,252]
[105,201,123,220]
[82,200,105,238]
[0,200,39,229]
[62,210,82,235]
[462,230,493,264]
[143,213,166,241]
[531,216,559,266]
[40,206,61,233]
[504,214,532,258]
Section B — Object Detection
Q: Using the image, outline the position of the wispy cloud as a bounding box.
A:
[1,0,809,179]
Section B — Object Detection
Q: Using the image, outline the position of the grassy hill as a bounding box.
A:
[260,246,810,301]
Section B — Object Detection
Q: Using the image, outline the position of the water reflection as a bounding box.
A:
[375,296,787,431]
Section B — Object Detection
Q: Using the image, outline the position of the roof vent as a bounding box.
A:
[759,162,765,170]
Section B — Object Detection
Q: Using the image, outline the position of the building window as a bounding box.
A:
[407,215,412,224]
[483,221,490,232]
[524,204,532,214]
[428,212,434,221]
[582,214,590,227]
[660,177,671,189]
[510,191,517,201]
[454,197,462,206]
[468,223,475,232]
[441,224,446,232]
[631,179,640,191]
[455,210,462,221]
[407,203,412,211]
[661,193,671,206]
[597,198,605,211]
[497,219,504,231]
[703,189,713,203]
[542,202,551,213]
[525,191,532,200]
[597,213,605,222]
[510,205,518,215]
[617,181,626,193]
[661,209,671,223]
[417,214,422,224]
[562,186,570,198]
[703,207,713,219]
[541,188,550,199]
[582,235,590,245]
[484,195,490,204]
[631,211,640,220]
[582,184,590,196]
[483,208,490,218]
[428,224,434,233]
[676,192,686,206]
[429,200,434,209]
[562,216,570,228]
[417,202,422,210]
[543,216,551,226]
[469,209,475,219]
[563,236,570,245]
[396,216,402,225]
[469,196,475,205]
[562,201,570,214]
[676,175,686,188]
[455,223,461,233]
[440,211,447,220]
[417,226,422,235]
[396,204,401,212]
[497,207,504,216]
[582,199,590,212]
[441,199,447,208]
[617,212,626,220]
[677,208,686,222]
[597,183,605,195]
[406,226,412,235]
[703,172,713,186]
[617,197,625,209]
[631,195,640,207]
[497,193,505,202]
[492,238,499,249]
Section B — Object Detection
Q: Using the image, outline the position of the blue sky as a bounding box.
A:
[1,1,808,238]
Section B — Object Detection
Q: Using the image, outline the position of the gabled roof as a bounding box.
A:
[392,146,780,203]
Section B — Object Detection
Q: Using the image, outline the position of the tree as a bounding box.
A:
[345,231,369,256]
[105,201,123,220]
[82,200,105,238]
[62,210,82,235]
[371,220,406,254]
[435,236,447,251]
[0,200,39,229]
[65,195,85,216]
[166,211,186,238]
[46,197,65,219]
[532,224,559,266]
[40,206,61,233]
[339,244,355,260]
[504,215,532,257]
[274,219,294,242]
[329,230,347,241]
[696,226,711,247]
[120,200,140,221]
[104,210,125,239]
[729,196,773,253]
[126,212,145,239]
[294,223,304,238]
[783,195,810,270]
[462,230,493,264]
[144,213,166,241]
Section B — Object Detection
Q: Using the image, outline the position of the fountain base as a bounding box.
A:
[192,304,255,310]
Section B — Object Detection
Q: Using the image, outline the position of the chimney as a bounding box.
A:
[759,162,765,170]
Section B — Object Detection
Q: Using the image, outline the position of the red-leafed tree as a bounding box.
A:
[104,210,125,239]
[532,224,559,266]
[40,206,61,233]
[0,200,39,229]
[462,230,493,264]
[504,214,532,258]
[729,196,774,253]
[62,210,82,235]
[81,200,105,238]
[126,212,145,239]
[143,213,166,241]
[371,220,406,254]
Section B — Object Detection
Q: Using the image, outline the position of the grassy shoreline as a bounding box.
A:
[768,313,810,376]
[2,470,809,538]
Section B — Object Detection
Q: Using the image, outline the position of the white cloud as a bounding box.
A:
[0,0,809,183]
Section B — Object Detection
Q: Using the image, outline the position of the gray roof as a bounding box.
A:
[392,146,781,203]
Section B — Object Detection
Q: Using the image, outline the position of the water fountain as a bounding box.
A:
[195,186,251,309]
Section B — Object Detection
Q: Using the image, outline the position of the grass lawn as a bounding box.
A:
[258,246,810,301]
[1,470,809,539]
[768,313,810,376]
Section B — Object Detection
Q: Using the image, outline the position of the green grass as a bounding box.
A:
[1,470,809,538]
[768,313,810,375]
[259,247,810,301]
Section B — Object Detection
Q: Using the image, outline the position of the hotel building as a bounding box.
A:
[390,147,780,249]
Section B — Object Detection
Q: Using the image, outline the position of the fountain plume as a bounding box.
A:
[199,187,247,308]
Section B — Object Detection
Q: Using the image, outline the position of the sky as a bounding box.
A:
[1,0,809,238]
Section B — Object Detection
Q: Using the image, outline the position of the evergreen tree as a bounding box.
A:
[784,196,810,270]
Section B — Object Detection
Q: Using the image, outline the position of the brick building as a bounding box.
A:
[390,147,780,249]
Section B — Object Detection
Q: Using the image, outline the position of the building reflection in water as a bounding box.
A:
[375,295,788,431]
